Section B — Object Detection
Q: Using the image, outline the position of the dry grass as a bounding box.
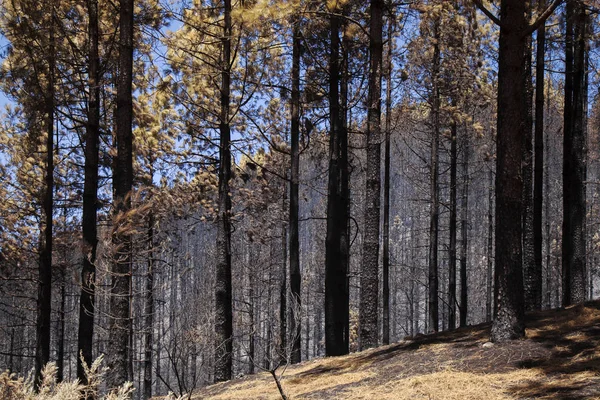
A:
[189,301,600,400]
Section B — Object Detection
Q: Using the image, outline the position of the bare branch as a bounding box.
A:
[472,0,502,27]
[524,0,564,37]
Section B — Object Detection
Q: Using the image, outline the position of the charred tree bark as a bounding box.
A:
[522,18,536,312]
[107,0,134,387]
[427,18,441,334]
[214,0,233,382]
[340,16,350,354]
[532,0,546,312]
[486,167,493,322]
[144,213,154,399]
[448,119,457,330]
[382,12,393,345]
[288,18,301,364]
[562,0,587,306]
[56,265,65,382]
[545,109,552,309]
[490,0,527,342]
[35,2,55,388]
[460,130,469,328]
[325,9,349,357]
[359,0,383,350]
[77,0,100,385]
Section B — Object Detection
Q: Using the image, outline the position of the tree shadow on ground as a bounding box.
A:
[506,301,600,399]
[192,301,600,399]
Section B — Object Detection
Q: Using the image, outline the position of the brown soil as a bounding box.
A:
[185,301,600,399]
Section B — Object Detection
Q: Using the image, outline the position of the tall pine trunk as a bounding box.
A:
[427,18,441,334]
[562,0,587,306]
[107,0,134,387]
[325,9,349,357]
[382,12,393,345]
[35,1,55,388]
[288,18,301,364]
[359,0,383,350]
[214,0,233,382]
[486,167,493,322]
[522,20,536,312]
[532,0,546,312]
[77,0,100,385]
[448,119,457,330]
[460,129,469,327]
[490,0,527,342]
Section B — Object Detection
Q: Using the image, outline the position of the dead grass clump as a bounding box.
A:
[0,356,135,400]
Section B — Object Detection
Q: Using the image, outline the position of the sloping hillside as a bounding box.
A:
[191,302,600,400]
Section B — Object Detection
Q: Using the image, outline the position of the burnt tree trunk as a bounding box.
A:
[532,0,546,312]
[107,0,134,387]
[77,0,100,385]
[214,0,234,382]
[35,2,55,388]
[144,212,154,399]
[486,167,493,322]
[448,118,457,330]
[427,18,441,334]
[325,8,349,357]
[460,128,469,328]
[490,0,527,342]
[288,18,301,364]
[359,0,383,350]
[522,18,536,312]
[382,12,393,345]
[562,0,587,306]
[56,265,65,382]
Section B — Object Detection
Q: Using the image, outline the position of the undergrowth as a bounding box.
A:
[0,355,135,400]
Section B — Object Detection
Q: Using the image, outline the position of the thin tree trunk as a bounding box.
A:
[214,0,233,382]
[107,0,134,387]
[410,223,416,336]
[270,370,289,400]
[522,17,536,312]
[127,266,134,383]
[35,1,55,387]
[382,12,393,345]
[486,167,494,322]
[340,15,350,355]
[448,118,457,330]
[264,262,273,371]
[427,18,441,334]
[545,86,552,309]
[280,219,288,362]
[359,0,383,350]
[56,267,65,382]
[288,18,301,364]
[144,213,154,399]
[532,0,546,312]
[77,0,100,386]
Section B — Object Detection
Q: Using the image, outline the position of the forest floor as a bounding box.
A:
[187,301,600,399]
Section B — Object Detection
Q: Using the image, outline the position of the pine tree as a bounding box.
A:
[562,0,587,306]
[359,0,384,348]
[325,3,349,357]
[214,0,234,382]
[77,0,101,385]
[107,0,135,387]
